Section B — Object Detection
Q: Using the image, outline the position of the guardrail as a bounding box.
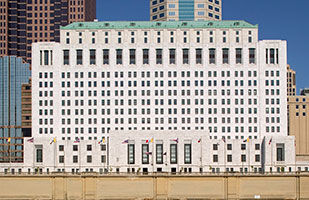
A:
[0,171,308,176]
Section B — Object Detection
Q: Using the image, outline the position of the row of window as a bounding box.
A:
[60,48,257,66]
[57,98,260,107]
[127,142,284,165]
[56,89,259,98]
[38,125,280,135]
[55,117,259,126]
[55,70,271,79]
[52,80,260,88]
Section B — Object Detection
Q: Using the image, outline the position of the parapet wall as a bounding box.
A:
[0,174,308,199]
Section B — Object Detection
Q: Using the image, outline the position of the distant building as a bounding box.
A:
[288,96,309,162]
[287,65,296,96]
[0,56,31,163]
[150,0,222,21]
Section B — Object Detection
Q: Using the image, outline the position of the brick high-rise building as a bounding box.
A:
[0,0,96,64]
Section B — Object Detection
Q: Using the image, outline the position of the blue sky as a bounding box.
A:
[96,0,309,93]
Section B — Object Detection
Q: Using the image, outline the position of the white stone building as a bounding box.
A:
[32,20,288,141]
[0,20,302,174]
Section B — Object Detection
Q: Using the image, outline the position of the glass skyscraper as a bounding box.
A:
[0,56,30,163]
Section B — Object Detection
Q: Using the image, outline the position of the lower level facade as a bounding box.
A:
[0,131,307,174]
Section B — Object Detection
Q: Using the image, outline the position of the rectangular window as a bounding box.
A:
[101,155,106,163]
[103,49,109,64]
[142,144,149,164]
[276,143,285,161]
[36,146,43,163]
[128,144,135,164]
[143,49,149,64]
[44,50,49,65]
[227,155,232,162]
[59,156,64,163]
[170,144,177,164]
[184,144,191,164]
[209,48,216,64]
[63,50,69,65]
[236,48,242,64]
[196,48,202,64]
[87,155,92,163]
[156,49,162,64]
[169,49,176,64]
[40,50,42,65]
[213,154,218,162]
[76,49,83,65]
[59,145,64,151]
[90,49,96,65]
[156,144,163,164]
[183,49,189,64]
[73,155,78,163]
[129,49,136,64]
[270,48,275,64]
[266,49,269,64]
[241,154,246,162]
[116,49,122,65]
[249,48,256,64]
[222,48,229,64]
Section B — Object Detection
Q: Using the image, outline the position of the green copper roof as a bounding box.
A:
[61,20,258,30]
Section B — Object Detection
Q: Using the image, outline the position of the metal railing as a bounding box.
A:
[0,171,308,177]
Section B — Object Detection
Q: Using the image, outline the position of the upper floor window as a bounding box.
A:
[63,50,69,65]
[116,49,122,65]
[236,48,242,64]
[209,48,216,64]
[156,49,162,64]
[76,50,83,65]
[89,49,96,65]
[249,48,256,64]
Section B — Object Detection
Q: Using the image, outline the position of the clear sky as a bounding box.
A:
[96,0,309,93]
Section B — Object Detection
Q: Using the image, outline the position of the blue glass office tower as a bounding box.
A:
[0,56,30,163]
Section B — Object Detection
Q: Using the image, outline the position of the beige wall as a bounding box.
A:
[288,96,309,159]
[0,174,308,199]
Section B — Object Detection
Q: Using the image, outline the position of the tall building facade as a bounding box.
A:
[287,65,296,96]
[150,0,222,21]
[32,21,287,141]
[288,96,309,161]
[0,56,31,163]
[0,20,303,174]
[0,0,96,64]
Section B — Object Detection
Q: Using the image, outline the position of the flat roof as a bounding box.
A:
[61,20,258,30]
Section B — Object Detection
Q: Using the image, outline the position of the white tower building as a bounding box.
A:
[10,20,298,174]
